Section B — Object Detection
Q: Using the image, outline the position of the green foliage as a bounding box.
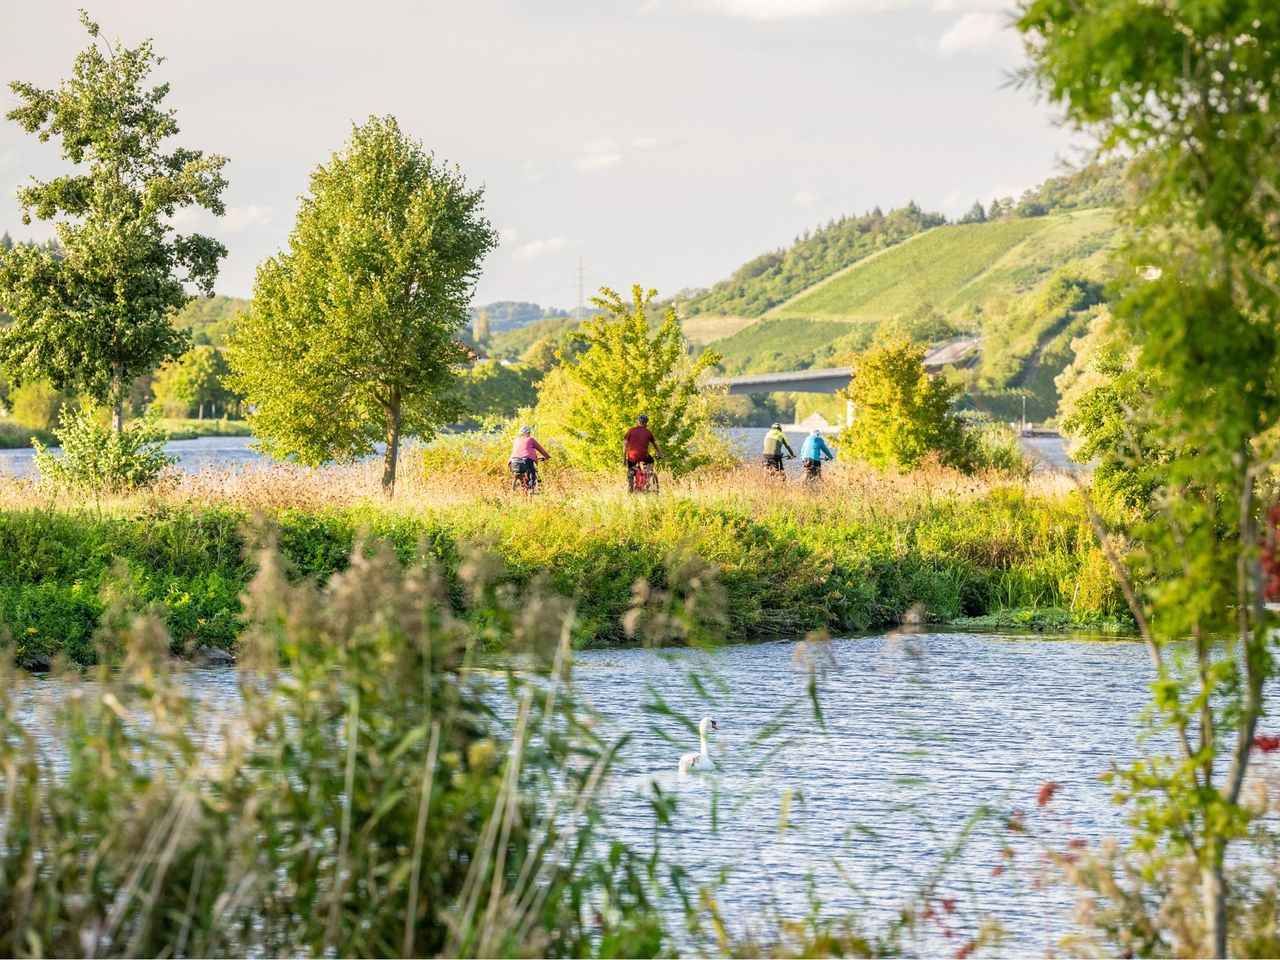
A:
[226,115,497,492]
[0,13,227,428]
[151,345,235,419]
[0,539,671,956]
[778,217,1050,322]
[712,318,872,375]
[689,203,946,318]
[451,360,540,426]
[8,379,72,430]
[34,405,174,493]
[0,483,1123,667]
[488,315,581,362]
[1059,342,1164,508]
[1018,0,1280,952]
[535,286,723,474]
[173,294,246,347]
[840,337,972,471]
[975,273,1104,390]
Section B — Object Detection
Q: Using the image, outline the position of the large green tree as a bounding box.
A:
[534,286,722,475]
[226,116,496,492]
[839,336,970,471]
[0,13,227,432]
[1018,1,1280,953]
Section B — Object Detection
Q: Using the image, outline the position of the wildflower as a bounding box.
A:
[1253,734,1280,753]
[1037,780,1062,807]
[25,626,37,634]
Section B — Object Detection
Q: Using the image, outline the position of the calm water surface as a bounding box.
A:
[16,630,1155,953]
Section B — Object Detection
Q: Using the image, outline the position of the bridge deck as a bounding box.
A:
[706,336,978,395]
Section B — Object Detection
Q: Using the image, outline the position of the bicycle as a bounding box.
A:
[627,459,660,494]
[801,457,828,484]
[509,457,542,495]
[762,453,795,479]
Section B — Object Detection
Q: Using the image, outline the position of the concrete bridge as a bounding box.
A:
[706,336,979,395]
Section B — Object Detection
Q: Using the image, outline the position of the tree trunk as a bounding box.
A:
[198,402,204,420]
[382,393,402,495]
[111,361,125,433]
[1203,846,1227,957]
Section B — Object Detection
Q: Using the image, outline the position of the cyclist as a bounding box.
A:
[509,425,550,489]
[800,428,835,480]
[762,422,795,474]
[624,414,662,491]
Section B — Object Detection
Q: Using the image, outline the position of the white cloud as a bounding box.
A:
[513,236,569,260]
[631,136,662,150]
[793,190,817,205]
[166,203,273,233]
[577,151,623,172]
[575,138,623,172]
[221,204,274,232]
[498,226,519,246]
[936,11,1018,57]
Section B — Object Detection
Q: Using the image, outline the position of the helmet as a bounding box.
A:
[519,425,532,436]
[771,422,782,430]
[811,428,822,436]
[637,414,649,423]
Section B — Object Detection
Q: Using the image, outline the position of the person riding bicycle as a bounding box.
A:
[623,414,661,491]
[762,422,795,473]
[509,425,550,488]
[800,428,834,479]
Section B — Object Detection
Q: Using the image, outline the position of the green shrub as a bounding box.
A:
[34,406,174,492]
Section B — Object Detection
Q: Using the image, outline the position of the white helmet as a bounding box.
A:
[519,425,532,436]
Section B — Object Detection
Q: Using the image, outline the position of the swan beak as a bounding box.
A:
[711,720,719,731]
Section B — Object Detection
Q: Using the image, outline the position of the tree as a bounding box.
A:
[959,200,987,225]
[226,116,496,493]
[451,361,539,426]
[838,336,971,471]
[534,286,722,474]
[152,345,231,419]
[8,380,72,431]
[1018,0,1280,952]
[473,309,490,345]
[0,13,227,433]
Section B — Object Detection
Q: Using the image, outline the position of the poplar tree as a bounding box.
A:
[0,13,227,431]
[226,116,496,493]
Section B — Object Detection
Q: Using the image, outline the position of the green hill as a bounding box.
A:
[771,208,1115,323]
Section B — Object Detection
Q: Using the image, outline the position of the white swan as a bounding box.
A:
[697,716,719,768]
[677,753,700,776]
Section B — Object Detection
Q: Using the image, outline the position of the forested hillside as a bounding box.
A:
[686,203,946,318]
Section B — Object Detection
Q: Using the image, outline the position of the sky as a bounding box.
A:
[0,0,1090,310]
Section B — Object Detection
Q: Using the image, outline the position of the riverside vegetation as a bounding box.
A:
[0,458,1123,669]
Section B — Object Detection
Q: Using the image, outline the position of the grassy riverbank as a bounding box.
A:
[0,463,1125,667]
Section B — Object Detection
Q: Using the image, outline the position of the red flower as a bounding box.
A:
[1038,781,1062,807]
[1253,734,1280,753]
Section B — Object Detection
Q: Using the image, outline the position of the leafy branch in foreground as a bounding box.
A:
[1017,0,1280,953]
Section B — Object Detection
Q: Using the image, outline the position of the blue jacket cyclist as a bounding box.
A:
[799,429,834,476]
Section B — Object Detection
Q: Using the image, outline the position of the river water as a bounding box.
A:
[13,629,1154,953]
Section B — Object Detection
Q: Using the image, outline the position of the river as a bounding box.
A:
[12,628,1155,953]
